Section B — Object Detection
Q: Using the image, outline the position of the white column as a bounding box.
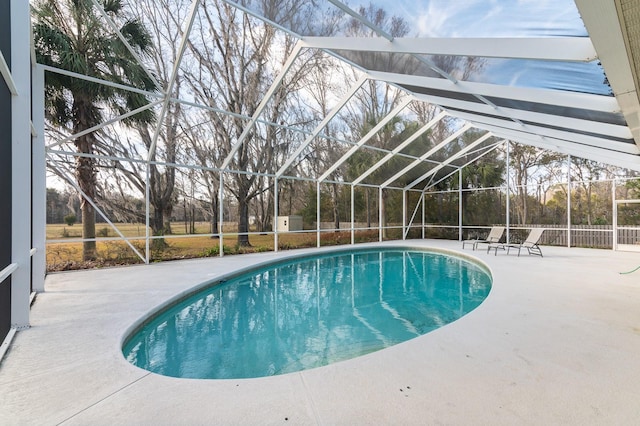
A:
[505,141,510,244]
[274,178,278,252]
[316,181,321,248]
[31,65,46,293]
[567,154,572,248]
[11,0,31,329]
[402,189,407,240]
[421,193,425,239]
[350,184,355,245]
[458,169,463,241]
[144,160,150,263]
[379,187,383,242]
[218,173,224,256]
[612,179,617,250]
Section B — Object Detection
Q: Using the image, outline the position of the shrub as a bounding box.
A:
[63,214,77,226]
[202,246,220,257]
[97,227,109,237]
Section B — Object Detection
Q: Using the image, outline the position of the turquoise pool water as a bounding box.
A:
[123,248,491,379]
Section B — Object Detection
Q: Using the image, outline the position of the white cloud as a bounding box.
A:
[378,0,585,38]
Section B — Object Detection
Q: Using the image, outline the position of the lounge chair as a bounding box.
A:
[487,228,544,257]
[462,226,505,250]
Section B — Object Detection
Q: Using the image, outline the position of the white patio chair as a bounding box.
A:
[462,226,505,250]
[487,228,544,257]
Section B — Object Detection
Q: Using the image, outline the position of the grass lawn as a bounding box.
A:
[45,222,381,271]
[46,221,215,240]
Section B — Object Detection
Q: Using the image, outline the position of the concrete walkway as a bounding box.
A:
[1,240,640,425]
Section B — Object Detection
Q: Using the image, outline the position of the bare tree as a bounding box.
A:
[179,114,224,237]
[183,0,327,246]
[130,0,192,238]
[570,158,617,225]
[508,144,562,225]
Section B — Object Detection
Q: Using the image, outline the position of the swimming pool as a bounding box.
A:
[123,247,492,379]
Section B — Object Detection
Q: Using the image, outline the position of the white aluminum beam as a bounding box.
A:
[40,64,161,99]
[302,36,597,62]
[506,141,511,243]
[477,123,640,172]
[326,0,393,40]
[380,123,471,188]
[575,0,640,147]
[446,108,640,156]
[222,0,300,38]
[352,111,447,185]
[11,0,31,330]
[0,50,17,95]
[220,42,303,171]
[406,132,494,189]
[274,178,279,251]
[276,75,367,178]
[423,142,505,191]
[48,100,163,149]
[411,92,632,140]
[367,70,621,114]
[31,65,46,293]
[317,97,412,182]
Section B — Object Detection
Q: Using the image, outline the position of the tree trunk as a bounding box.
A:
[210,194,219,238]
[75,131,97,261]
[81,199,96,261]
[152,206,164,235]
[237,196,251,247]
[190,205,196,234]
[163,208,172,235]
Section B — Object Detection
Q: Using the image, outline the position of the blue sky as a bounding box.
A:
[346,0,609,95]
[380,0,587,37]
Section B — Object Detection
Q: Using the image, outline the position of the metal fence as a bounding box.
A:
[438,224,640,249]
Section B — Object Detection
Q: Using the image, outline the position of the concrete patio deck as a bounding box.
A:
[1,239,640,425]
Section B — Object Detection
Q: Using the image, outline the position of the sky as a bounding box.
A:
[343,0,610,95]
[388,0,587,38]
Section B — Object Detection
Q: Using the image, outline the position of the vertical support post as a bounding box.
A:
[31,65,46,293]
[612,179,617,250]
[378,187,383,242]
[421,192,425,239]
[505,141,510,244]
[11,0,31,329]
[274,177,278,252]
[350,184,355,245]
[458,169,463,241]
[567,154,571,248]
[316,181,321,248]
[218,172,224,256]
[402,189,407,240]
[144,159,150,264]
